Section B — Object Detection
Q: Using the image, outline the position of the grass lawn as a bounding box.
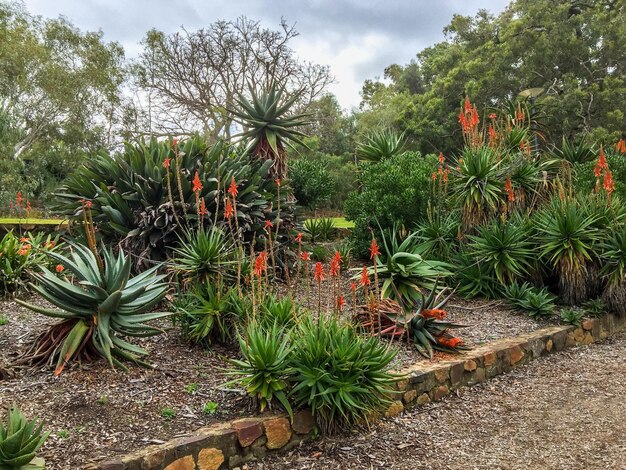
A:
[306,216,355,229]
[0,217,67,225]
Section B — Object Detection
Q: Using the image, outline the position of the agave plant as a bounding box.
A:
[258,294,299,328]
[169,226,235,286]
[0,405,49,469]
[451,146,503,229]
[468,217,535,284]
[551,136,596,165]
[15,244,171,375]
[54,137,294,270]
[229,82,310,179]
[290,314,397,434]
[353,281,466,358]
[415,210,460,262]
[504,282,556,319]
[599,225,626,316]
[227,321,293,419]
[303,217,336,242]
[535,197,600,305]
[453,252,501,299]
[356,130,405,163]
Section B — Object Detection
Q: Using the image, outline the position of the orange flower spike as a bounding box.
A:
[275,178,281,187]
[192,171,203,193]
[224,199,234,220]
[438,152,445,164]
[443,167,450,184]
[163,157,171,169]
[369,239,380,260]
[313,262,325,282]
[604,170,615,195]
[55,264,65,273]
[350,282,357,293]
[463,96,472,114]
[264,219,273,231]
[329,258,340,277]
[431,172,438,181]
[295,232,303,244]
[336,295,345,312]
[332,250,342,264]
[359,267,371,287]
[301,251,311,261]
[489,113,497,120]
[253,251,268,277]
[615,139,626,154]
[505,176,515,202]
[594,145,608,178]
[198,198,208,216]
[228,177,238,198]
[172,138,178,148]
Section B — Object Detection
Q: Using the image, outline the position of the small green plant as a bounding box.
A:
[454,252,501,299]
[310,245,328,262]
[0,315,7,326]
[202,402,219,415]
[227,321,293,419]
[290,315,397,434]
[560,308,585,326]
[258,294,299,329]
[582,298,605,317]
[336,241,352,269]
[56,430,69,439]
[304,217,336,242]
[184,383,198,394]
[96,395,109,405]
[356,129,405,163]
[504,283,556,319]
[161,408,176,419]
[0,405,49,469]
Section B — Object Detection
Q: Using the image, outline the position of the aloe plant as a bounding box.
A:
[15,243,171,375]
[0,405,49,469]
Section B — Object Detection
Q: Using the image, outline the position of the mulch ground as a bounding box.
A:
[248,330,626,470]
[0,264,547,470]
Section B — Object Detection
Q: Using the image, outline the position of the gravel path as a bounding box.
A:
[248,331,626,470]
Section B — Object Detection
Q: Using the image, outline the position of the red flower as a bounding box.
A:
[505,176,515,202]
[301,251,311,261]
[84,200,93,209]
[16,191,24,206]
[463,96,472,114]
[329,258,340,277]
[192,171,203,193]
[350,282,357,293]
[275,178,281,187]
[20,237,29,243]
[515,110,525,123]
[18,244,31,256]
[336,295,345,312]
[228,177,238,198]
[295,232,303,244]
[604,170,615,195]
[369,239,380,260]
[421,309,447,320]
[438,152,445,164]
[488,125,497,146]
[172,138,178,148]
[313,262,325,282]
[431,172,438,181]
[443,167,450,184]
[594,146,608,178]
[224,199,234,220]
[163,157,171,169]
[198,198,208,216]
[359,267,371,287]
[489,113,497,120]
[615,139,626,154]
[264,219,273,231]
[253,251,268,277]
[438,336,463,348]
[55,264,65,273]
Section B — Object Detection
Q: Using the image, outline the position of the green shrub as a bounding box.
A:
[0,231,61,296]
[311,245,328,262]
[453,251,501,299]
[599,224,626,316]
[504,282,556,319]
[290,315,397,434]
[290,158,334,210]
[228,321,293,418]
[345,151,437,257]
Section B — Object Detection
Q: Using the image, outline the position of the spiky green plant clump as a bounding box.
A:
[0,405,49,469]
[290,315,397,434]
[560,308,585,326]
[504,282,556,319]
[227,321,293,419]
[599,225,626,316]
[258,294,299,329]
[229,82,310,179]
[15,244,171,375]
[453,252,501,299]
[356,130,405,163]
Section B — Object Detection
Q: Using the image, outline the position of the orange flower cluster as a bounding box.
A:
[433,153,450,185]
[505,176,515,202]
[329,251,342,277]
[192,171,203,193]
[359,266,371,287]
[224,199,234,220]
[228,177,238,198]
[18,244,31,256]
[438,336,463,348]
[369,239,380,260]
[488,125,498,147]
[301,251,311,261]
[594,146,614,199]
[458,97,480,134]
[198,198,208,216]
[615,139,626,154]
[515,110,525,124]
[295,232,303,244]
[594,146,608,178]
[604,170,615,195]
[335,295,345,312]
[264,219,273,231]
[55,264,65,273]
[313,262,325,282]
[421,309,447,320]
[163,157,171,169]
[253,251,268,277]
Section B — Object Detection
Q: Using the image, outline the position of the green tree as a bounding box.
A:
[0,2,126,210]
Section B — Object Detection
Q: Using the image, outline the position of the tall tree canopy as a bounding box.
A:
[359,0,626,154]
[0,2,126,206]
[133,17,333,141]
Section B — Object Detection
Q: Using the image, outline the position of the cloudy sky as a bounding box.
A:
[22,0,510,109]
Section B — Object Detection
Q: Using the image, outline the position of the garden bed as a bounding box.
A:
[0,275,546,470]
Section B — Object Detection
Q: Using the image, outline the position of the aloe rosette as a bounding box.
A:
[16,243,171,375]
[0,405,49,469]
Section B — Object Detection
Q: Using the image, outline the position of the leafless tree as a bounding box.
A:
[131,17,333,141]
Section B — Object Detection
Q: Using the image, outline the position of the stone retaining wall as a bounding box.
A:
[90,313,625,470]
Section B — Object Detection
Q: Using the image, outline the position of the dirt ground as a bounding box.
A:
[247,330,626,470]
